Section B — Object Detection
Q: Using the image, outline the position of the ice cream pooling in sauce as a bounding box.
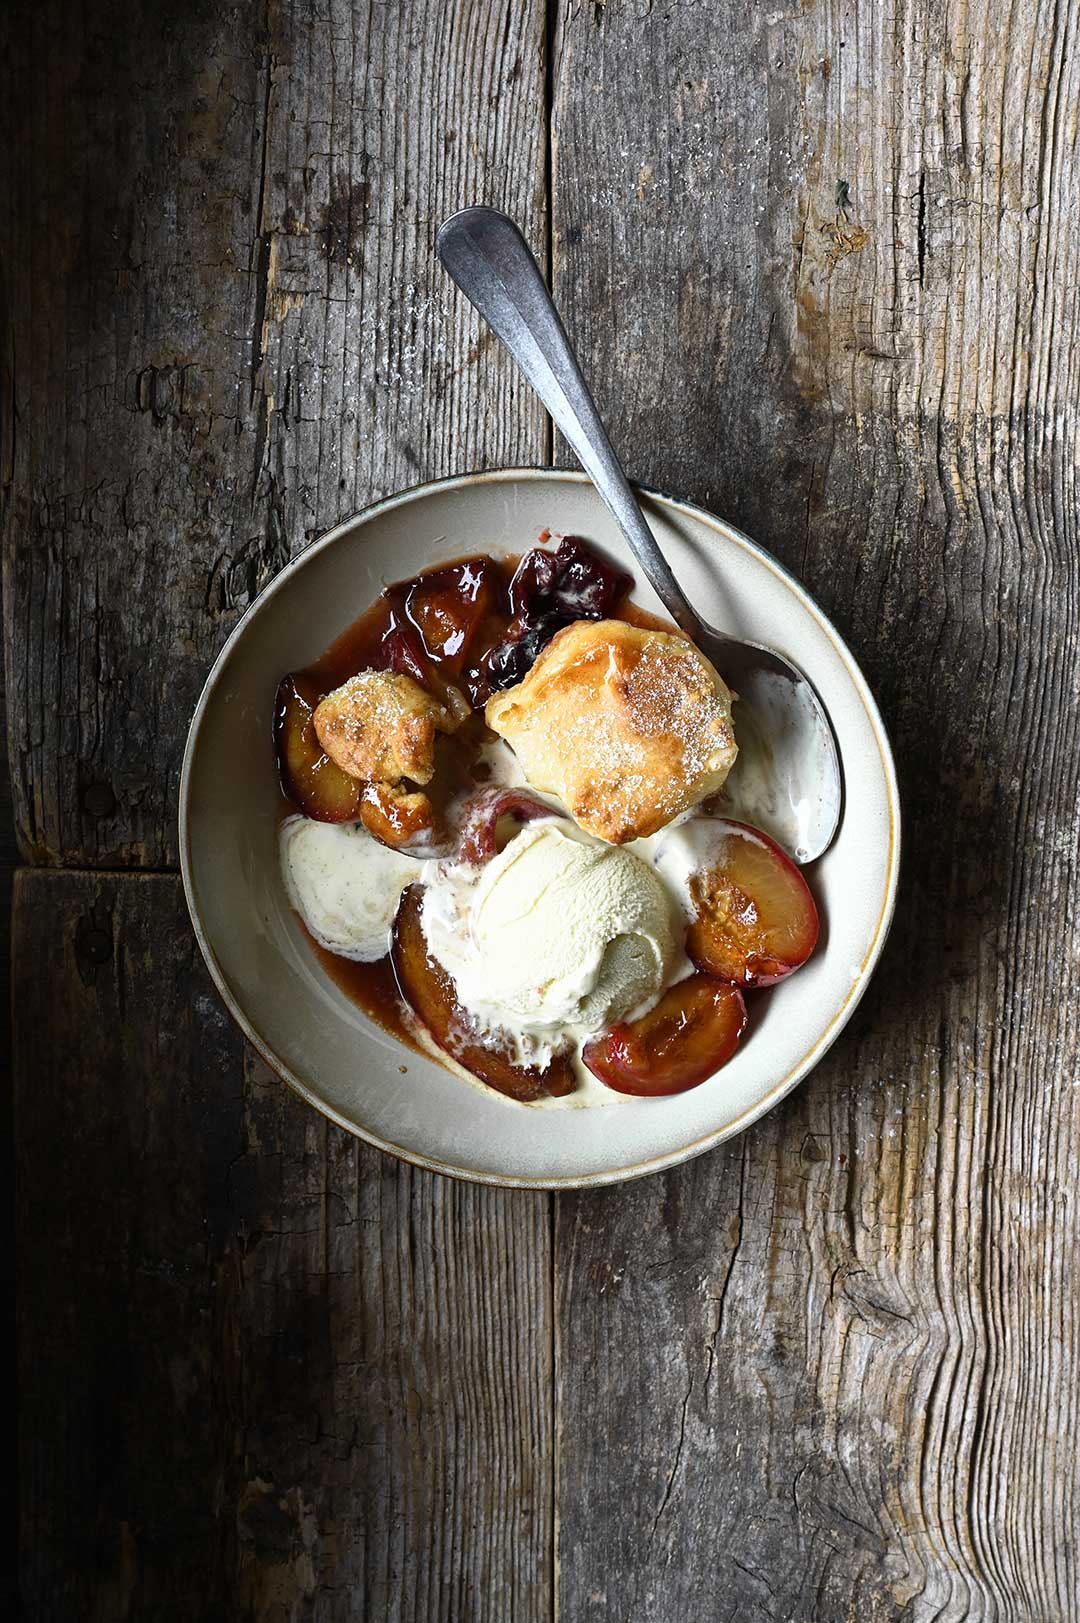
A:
[421,818,681,1068]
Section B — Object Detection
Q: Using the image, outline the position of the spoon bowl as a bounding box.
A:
[436,206,843,862]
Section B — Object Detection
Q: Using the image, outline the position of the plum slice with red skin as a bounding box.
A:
[454,786,556,865]
[685,818,819,987]
[391,885,576,1102]
[583,973,747,1096]
[274,672,363,822]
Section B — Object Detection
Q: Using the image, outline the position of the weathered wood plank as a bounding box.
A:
[552,0,1080,1617]
[1,0,548,866]
[16,872,554,1620]
[0,613,16,1622]
[9,5,556,1615]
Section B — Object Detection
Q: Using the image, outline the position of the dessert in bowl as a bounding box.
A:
[180,469,900,1186]
[275,534,820,1107]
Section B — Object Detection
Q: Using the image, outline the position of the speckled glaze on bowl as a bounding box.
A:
[179,469,900,1188]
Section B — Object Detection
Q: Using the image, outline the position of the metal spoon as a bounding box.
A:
[436,206,842,863]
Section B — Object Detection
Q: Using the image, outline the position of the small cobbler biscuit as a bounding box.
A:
[358,780,438,852]
[485,619,737,843]
[314,669,454,786]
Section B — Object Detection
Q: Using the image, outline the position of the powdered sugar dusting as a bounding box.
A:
[495,626,738,842]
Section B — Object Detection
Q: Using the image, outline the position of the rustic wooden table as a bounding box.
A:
[8,1,1080,1617]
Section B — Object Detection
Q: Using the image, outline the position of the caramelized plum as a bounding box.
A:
[455,787,555,864]
[507,545,559,622]
[466,624,550,702]
[686,819,819,986]
[275,673,363,822]
[381,556,500,678]
[391,886,576,1102]
[583,973,746,1095]
[379,623,430,687]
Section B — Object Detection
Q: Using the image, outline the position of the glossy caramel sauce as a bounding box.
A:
[306,932,427,1059]
[279,545,669,1054]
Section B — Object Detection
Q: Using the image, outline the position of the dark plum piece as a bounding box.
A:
[548,536,633,620]
[509,536,632,627]
[479,537,634,699]
[379,622,430,686]
[508,546,561,622]
[467,623,552,703]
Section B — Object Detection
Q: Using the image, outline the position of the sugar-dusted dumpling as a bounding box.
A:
[313,669,455,786]
[485,619,737,844]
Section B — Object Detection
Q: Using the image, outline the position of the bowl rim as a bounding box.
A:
[179,466,902,1189]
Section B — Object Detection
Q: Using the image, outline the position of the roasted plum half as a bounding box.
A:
[274,672,363,822]
[583,973,747,1096]
[508,536,632,627]
[391,885,576,1103]
[685,819,819,987]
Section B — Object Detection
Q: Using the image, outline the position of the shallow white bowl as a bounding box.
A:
[180,469,900,1188]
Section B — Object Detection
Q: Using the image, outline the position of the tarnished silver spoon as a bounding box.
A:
[436,206,842,863]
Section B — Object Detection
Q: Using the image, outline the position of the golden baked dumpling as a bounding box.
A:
[485,619,737,843]
[313,669,455,786]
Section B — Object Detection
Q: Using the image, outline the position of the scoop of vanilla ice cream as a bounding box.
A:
[422,819,677,1058]
[280,815,423,960]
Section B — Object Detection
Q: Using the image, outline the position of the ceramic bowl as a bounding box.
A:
[180,469,900,1187]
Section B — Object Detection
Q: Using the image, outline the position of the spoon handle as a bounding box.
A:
[436,206,704,641]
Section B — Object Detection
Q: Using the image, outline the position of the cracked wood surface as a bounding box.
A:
[8,0,1080,1618]
[2,0,547,865]
[15,872,554,1620]
[7,0,555,1619]
[552,1,1080,1619]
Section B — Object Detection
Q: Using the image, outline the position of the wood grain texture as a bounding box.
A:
[552,0,1080,1618]
[8,3,557,1617]
[0,589,15,1618]
[1,0,548,866]
[11,0,1080,1617]
[15,872,553,1620]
